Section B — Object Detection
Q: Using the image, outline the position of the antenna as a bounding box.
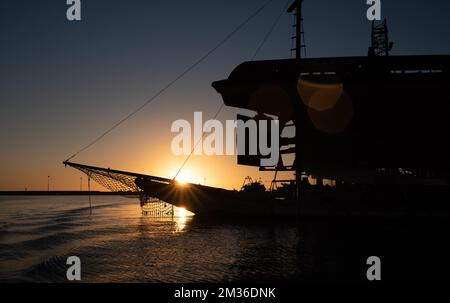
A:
[368,19,394,56]
[287,0,306,59]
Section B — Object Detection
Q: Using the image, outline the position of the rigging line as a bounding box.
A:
[301,15,307,58]
[172,103,225,182]
[173,0,286,180]
[64,0,275,162]
[251,0,291,60]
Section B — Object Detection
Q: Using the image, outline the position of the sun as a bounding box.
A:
[175,171,197,185]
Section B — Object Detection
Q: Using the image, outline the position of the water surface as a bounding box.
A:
[1,195,449,283]
[0,196,299,282]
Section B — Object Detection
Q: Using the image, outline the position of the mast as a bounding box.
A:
[368,19,394,56]
[287,0,305,59]
[287,1,305,204]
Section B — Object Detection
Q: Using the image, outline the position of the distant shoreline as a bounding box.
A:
[0,191,139,196]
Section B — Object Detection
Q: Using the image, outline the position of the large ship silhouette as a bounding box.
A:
[65,1,450,218]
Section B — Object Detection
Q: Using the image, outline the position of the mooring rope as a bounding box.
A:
[172,103,225,182]
[173,0,292,180]
[88,175,92,216]
[252,0,292,60]
[64,0,275,162]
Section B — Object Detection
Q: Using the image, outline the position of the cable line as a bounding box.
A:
[252,0,291,60]
[64,0,275,162]
[174,0,293,179]
[172,103,225,182]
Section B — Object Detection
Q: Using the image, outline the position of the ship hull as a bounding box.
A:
[135,178,298,218]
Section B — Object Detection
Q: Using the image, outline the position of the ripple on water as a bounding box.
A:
[0,196,300,282]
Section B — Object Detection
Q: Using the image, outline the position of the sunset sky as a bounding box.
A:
[1,0,450,191]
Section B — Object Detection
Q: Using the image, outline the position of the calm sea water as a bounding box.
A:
[1,195,449,283]
[0,196,299,283]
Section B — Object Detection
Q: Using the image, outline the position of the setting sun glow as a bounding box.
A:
[175,171,197,185]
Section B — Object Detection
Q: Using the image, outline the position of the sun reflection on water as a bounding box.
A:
[140,200,194,233]
[174,207,193,232]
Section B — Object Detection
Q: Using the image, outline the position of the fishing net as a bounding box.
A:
[71,164,141,193]
[142,199,175,217]
[64,161,175,215]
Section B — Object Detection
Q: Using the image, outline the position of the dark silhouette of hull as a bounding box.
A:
[136,177,450,219]
[135,177,297,218]
[63,161,297,218]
